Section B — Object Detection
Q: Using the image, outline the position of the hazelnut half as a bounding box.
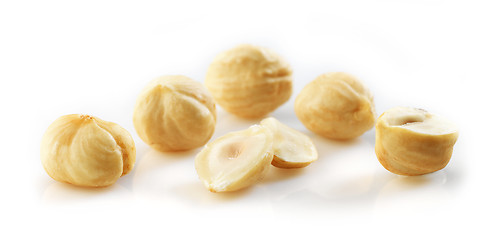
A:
[195,125,274,192]
[205,44,293,118]
[133,75,217,152]
[260,117,318,168]
[41,114,136,187]
[295,72,376,140]
[375,107,459,176]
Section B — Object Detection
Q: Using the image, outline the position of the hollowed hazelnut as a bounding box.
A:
[375,107,459,176]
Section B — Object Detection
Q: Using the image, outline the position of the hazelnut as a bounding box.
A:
[40,114,136,187]
[195,125,274,192]
[260,117,318,168]
[294,72,376,140]
[375,107,459,176]
[205,44,293,118]
[133,75,216,152]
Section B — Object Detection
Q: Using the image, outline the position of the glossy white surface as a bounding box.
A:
[1,0,497,239]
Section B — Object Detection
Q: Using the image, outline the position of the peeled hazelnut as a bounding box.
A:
[195,125,274,192]
[260,117,318,168]
[375,107,459,176]
[205,44,293,118]
[133,75,216,152]
[294,72,376,140]
[41,114,136,187]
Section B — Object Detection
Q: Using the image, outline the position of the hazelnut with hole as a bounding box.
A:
[195,125,274,192]
[133,75,216,152]
[375,107,459,176]
[294,72,376,140]
[205,44,293,118]
[41,114,136,187]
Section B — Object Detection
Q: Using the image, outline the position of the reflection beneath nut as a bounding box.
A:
[41,181,130,204]
[379,171,447,194]
[308,139,377,200]
[373,171,450,217]
[131,148,199,202]
[170,181,256,205]
[261,167,306,184]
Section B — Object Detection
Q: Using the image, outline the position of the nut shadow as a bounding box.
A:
[41,181,130,204]
[131,149,200,198]
[260,167,307,184]
[310,134,363,162]
[170,181,255,205]
[124,147,199,191]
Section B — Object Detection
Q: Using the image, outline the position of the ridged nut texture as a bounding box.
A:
[375,107,459,176]
[41,114,136,187]
[205,44,293,118]
[133,75,217,152]
[295,72,376,140]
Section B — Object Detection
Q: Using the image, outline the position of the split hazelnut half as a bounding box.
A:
[261,117,318,168]
[41,114,136,187]
[375,107,459,176]
[194,125,274,192]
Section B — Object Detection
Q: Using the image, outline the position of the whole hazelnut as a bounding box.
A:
[41,114,136,187]
[205,44,293,118]
[133,75,216,152]
[375,107,459,176]
[295,72,376,140]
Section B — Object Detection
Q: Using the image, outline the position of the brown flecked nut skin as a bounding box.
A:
[294,72,376,140]
[205,44,293,118]
[41,114,136,187]
[133,75,217,152]
[375,107,459,176]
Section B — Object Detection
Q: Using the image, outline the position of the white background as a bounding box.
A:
[1,0,497,239]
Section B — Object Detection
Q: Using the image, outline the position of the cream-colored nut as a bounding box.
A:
[133,75,216,152]
[260,117,318,168]
[205,44,293,118]
[195,125,274,192]
[41,114,136,187]
[294,72,376,140]
[375,107,459,176]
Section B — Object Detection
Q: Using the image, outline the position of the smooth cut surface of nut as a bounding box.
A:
[295,72,376,140]
[41,114,136,187]
[375,107,459,176]
[195,125,274,192]
[133,75,216,152]
[205,44,293,118]
[260,117,318,168]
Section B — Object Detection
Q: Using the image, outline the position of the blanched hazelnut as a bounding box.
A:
[195,125,274,192]
[260,117,318,168]
[375,107,459,176]
[133,75,216,152]
[205,44,293,118]
[294,72,376,140]
[41,114,136,187]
